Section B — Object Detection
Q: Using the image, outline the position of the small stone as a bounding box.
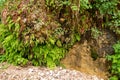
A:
[28,68,35,74]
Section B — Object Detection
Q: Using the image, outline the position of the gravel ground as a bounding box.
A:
[0,65,104,80]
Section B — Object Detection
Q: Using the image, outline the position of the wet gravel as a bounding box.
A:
[0,66,104,80]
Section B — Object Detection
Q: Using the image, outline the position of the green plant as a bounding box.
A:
[105,10,120,35]
[110,76,118,80]
[80,0,91,13]
[0,0,82,69]
[91,27,102,39]
[0,17,65,67]
[88,0,120,39]
[107,41,120,80]
[32,42,66,68]
[0,17,28,66]
[94,0,118,15]
[0,0,7,22]
[0,0,6,7]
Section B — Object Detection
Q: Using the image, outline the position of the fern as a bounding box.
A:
[107,41,120,79]
[0,0,81,68]
[0,18,28,66]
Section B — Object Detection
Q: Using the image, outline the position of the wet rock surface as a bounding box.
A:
[61,29,117,79]
[90,29,117,57]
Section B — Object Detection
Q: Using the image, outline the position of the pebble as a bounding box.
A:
[0,67,104,80]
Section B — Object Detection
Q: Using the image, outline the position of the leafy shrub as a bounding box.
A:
[0,17,28,66]
[94,0,118,15]
[107,41,120,80]
[89,0,120,38]
[0,14,80,68]
[0,17,66,68]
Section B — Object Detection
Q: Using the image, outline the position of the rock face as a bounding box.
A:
[90,29,116,57]
[61,29,117,79]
